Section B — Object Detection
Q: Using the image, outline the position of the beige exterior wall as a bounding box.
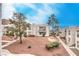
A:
[59,28,66,37]
[66,27,76,46]
[26,24,49,36]
[62,27,79,49]
[45,26,49,36]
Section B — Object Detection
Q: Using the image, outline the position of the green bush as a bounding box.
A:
[46,41,60,50]
[46,42,53,50]
[6,31,14,36]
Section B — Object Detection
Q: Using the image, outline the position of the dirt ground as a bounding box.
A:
[2,35,16,41]
[3,36,70,56]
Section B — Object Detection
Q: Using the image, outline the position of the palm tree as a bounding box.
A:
[48,14,60,36]
[12,12,28,44]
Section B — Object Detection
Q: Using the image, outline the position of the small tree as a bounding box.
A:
[12,12,28,44]
[48,14,60,36]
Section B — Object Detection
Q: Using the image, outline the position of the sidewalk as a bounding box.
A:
[56,36,76,56]
[1,49,13,56]
[1,49,35,56]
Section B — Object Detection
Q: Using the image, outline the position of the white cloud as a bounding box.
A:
[28,9,46,24]
[43,4,53,14]
[2,3,16,19]
[24,3,54,15]
[1,3,59,25]
[23,3,37,11]
[27,4,56,24]
[43,4,59,15]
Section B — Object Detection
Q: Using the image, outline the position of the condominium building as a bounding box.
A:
[60,26,79,50]
[26,24,49,36]
[1,19,49,37]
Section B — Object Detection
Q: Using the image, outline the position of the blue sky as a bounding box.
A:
[3,3,79,28]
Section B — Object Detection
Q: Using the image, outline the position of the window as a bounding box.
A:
[39,26,46,31]
[39,32,43,35]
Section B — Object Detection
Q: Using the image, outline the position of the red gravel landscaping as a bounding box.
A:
[3,36,70,56]
[2,35,13,41]
[2,42,7,45]
[2,35,17,41]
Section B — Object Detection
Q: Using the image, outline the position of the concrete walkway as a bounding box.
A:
[13,54,35,56]
[1,49,35,56]
[48,38,57,42]
[1,38,19,55]
[56,36,76,56]
[2,39,18,48]
[2,40,11,43]
[1,49,13,56]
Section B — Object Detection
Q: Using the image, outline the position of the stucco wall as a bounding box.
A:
[66,28,75,46]
[27,24,49,36]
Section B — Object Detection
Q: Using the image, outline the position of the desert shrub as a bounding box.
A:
[46,42,53,50]
[46,41,60,50]
[6,31,14,36]
[10,32,14,36]
[52,41,60,48]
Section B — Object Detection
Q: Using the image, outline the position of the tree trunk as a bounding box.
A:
[19,35,22,44]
